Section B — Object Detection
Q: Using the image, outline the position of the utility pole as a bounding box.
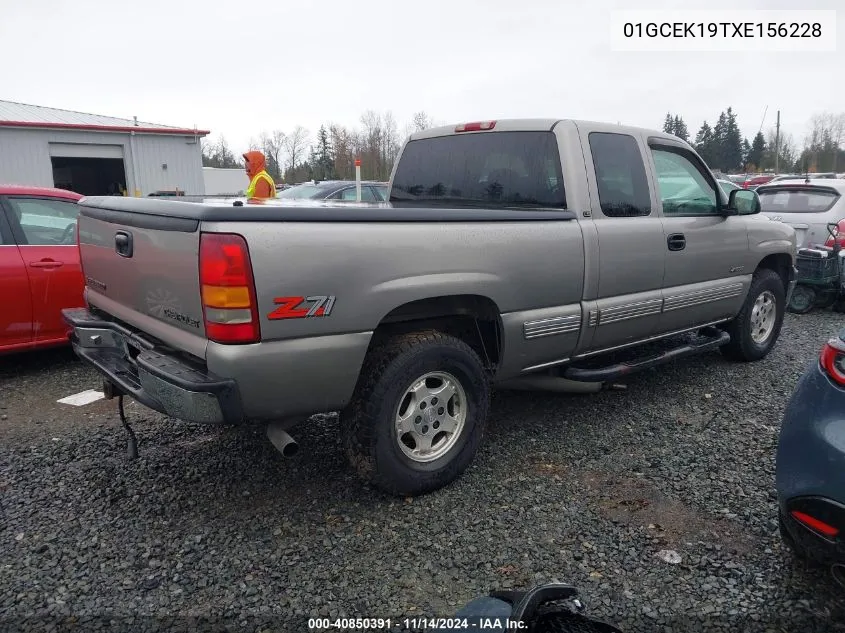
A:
[775,110,781,174]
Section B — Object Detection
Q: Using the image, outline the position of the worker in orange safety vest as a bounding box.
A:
[243,151,276,200]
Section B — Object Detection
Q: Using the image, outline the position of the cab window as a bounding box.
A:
[651,148,719,216]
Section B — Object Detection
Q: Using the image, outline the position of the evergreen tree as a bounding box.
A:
[313,126,334,180]
[724,108,743,172]
[741,139,751,169]
[712,111,728,170]
[747,132,766,170]
[661,113,689,141]
[694,122,716,166]
[673,115,689,142]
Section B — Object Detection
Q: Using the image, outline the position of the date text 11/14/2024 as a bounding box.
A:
[308,617,528,630]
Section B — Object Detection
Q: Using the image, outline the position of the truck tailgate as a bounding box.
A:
[78,202,207,358]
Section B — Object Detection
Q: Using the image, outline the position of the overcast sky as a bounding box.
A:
[2,0,841,154]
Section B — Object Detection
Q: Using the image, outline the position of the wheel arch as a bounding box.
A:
[369,294,503,370]
[755,253,793,294]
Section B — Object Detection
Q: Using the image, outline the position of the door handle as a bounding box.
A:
[115,231,133,258]
[29,259,64,269]
[667,234,686,251]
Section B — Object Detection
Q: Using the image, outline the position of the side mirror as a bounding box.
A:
[728,188,761,215]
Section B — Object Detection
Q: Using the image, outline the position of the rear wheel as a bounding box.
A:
[721,269,785,362]
[787,285,816,314]
[340,330,490,496]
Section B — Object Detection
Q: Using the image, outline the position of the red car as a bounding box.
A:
[742,175,776,190]
[0,185,84,353]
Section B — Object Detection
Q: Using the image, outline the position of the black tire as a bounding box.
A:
[787,285,816,314]
[721,269,786,362]
[340,330,490,497]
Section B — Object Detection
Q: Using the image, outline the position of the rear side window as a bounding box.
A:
[758,188,840,213]
[6,197,80,245]
[391,131,566,209]
[588,132,651,217]
[276,184,328,199]
[336,186,378,202]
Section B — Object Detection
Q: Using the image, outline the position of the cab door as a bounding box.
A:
[577,127,666,352]
[3,196,84,344]
[0,207,33,350]
[646,141,752,334]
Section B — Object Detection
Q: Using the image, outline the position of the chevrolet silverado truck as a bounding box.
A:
[63,118,797,496]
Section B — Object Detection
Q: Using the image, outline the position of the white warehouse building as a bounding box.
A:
[0,100,210,196]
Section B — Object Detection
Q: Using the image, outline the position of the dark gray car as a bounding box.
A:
[276,180,388,202]
[777,328,845,589]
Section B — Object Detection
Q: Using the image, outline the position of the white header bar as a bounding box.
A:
[610,10,837,52]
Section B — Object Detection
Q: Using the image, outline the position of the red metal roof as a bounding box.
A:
[0,185,83,200]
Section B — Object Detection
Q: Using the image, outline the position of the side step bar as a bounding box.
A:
[563,326,731,383]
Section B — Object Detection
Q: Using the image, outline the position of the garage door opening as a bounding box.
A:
[51,156,128,196]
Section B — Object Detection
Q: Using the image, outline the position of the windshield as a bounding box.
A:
[758,187,840,213]
[276,184,334,199]
[391,131,566,208]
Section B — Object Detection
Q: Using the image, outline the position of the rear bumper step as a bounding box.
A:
[62,308,243,424]
[563,326,731,382]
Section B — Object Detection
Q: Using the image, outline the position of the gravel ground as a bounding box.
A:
[2,312,845,633]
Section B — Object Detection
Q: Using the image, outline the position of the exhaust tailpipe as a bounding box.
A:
[266,423,299,458]
[832,564,845,590]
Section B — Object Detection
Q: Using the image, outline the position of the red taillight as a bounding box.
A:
[820,337,845,386]
[199,233,260,344]
[455,120,496,133]
[790,510,840,538]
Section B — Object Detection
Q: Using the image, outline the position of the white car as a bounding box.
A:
[756,179,845,248]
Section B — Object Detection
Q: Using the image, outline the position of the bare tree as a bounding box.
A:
[835,114,845,172]
[284,126,310,173]
[259,129,286,180]
[329,124,355,179]
[381,111,401,180]
[201,136,240,168]
[798,112,845,173]
[412,111,434,132]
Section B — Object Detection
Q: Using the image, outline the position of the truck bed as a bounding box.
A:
[78,196,577,224]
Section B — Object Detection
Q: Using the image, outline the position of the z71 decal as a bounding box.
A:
[268,295,336,320]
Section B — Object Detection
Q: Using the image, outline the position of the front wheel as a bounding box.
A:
[721,269,786,362]
[340,330,490,496]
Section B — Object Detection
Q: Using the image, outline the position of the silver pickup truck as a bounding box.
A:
[64,118,796,496]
